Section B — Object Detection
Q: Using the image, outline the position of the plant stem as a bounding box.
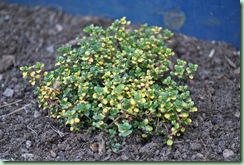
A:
[105,114,124,129]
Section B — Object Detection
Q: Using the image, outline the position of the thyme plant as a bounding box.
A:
[20,17,198,145]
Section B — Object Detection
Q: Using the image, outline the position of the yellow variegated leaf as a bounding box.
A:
[164,114,170,119]
[74,118,80,123]
[130,99,136,105]
[22,72,28,78]
[70,119,74,125]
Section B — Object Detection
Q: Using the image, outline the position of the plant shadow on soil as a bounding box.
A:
[0,2,240,161]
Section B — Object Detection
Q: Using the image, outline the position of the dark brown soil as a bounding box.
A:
[0,2,240,161]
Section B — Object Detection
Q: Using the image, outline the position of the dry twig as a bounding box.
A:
[27,124,38,136]
[98,132,106,156]
[0,103,30,118]
[200,137,207,151]
[225,56,236,68]
[0,99,22,109]
[50,125,64,137]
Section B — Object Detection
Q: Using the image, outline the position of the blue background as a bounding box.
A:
[3,0,240,49]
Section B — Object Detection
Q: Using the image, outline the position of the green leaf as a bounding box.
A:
[94,86,104,95]
[173,100,182,107]
[135,67,142,74]
[188,63,194,69]
[93,113,105,120]
[76,103,85,111]
[84,109,90,117]
[188,63,198,71]
[108,129,116,136]
[114,84,124,94]
[142,134,147,138]
[92,121,104,128]
[112,143,120,148]
[142,119,149,126]
[119,129,132,137]
[86,104,91,110]
[145,125,153,132]
[117,104,122,109]
[163,29,173,38]
[134,92,141,101]
[130,99,136,105]
[167,139,173,146]
[181,127,185,132]
[190,107,198,112]
[109,108,119,116]
[189,74,194,79]
[112,147,119,153]
[118,121,132,132]
[174,123,180,129]
[179,112,189,118]
[163,76,171,85]
[176,59,186,66]
[20,66,30,72]
[164,113,171,119]
[178,86,185,92]
[60,101,72,109]
[83,24,94,33]
[193,64,198,71]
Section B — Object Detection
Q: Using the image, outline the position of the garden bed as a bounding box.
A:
[0,2,240,161]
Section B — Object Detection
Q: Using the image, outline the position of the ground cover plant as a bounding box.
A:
[20,17,198,146]
[0,3,240,161]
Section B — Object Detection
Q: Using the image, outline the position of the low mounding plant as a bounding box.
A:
[20,17,198,145]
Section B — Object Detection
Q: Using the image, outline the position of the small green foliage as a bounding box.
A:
[20,17,198,146]
[167,139,173,146]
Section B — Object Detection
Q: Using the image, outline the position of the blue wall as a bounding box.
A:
[5,0,240,49]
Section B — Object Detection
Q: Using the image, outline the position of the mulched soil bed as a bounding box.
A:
[0,2,240,161]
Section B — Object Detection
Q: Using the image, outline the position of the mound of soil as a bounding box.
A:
[0,2,240,161]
